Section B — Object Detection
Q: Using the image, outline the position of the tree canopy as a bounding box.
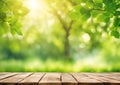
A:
[0,0,120,37]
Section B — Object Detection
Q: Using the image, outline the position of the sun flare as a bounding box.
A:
[23,0,47,18]
[24,0,46,13]
[26,0,39,10]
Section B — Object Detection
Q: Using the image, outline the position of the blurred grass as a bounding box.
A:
[0,58,120,72]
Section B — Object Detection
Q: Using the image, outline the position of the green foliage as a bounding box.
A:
[70,0,120,38]
[114,16,120,27]
[103,0,116,13]
[80,7,91,21]
[111,30,119,38]
[93,0,103,3]
[0,0,29,35]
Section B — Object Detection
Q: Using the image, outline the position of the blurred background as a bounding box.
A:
[0,0,120,72]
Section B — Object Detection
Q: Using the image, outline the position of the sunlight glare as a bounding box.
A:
[24,0,47,14]
[23,0,47,20]
[26,0,39,10]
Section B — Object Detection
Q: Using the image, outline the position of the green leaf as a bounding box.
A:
[91,10,101,17]
[3,22,10,33]
[93,0,103,3]
[10,29,16,35]
[103,0,116,13]
[93,3,103,9]
[15,29,23,35]
[114,17,120,27]
[111,30,119,38]
[69,11,81,20]
[82,13,91,21]
[80,7,87,14]
[0,21,10,34]
[114,11,120,16]
[97,13,110,22]
[0,12,6,21]
[86,1,94,9]
[0,0,4,8]
[103,0,113,4]
[80,7,91,21]
[79,7,90,15]
[69,5,81,20]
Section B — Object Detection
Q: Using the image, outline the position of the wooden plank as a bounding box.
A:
[39,73,61,85]
[107,73,120,76]
[0,73,6,76]
[71,73,103,85]
[0,73,32,85]
[92,73,120,81]
[84,73,120,85]
[0,72,11,75]
[84,73,120,79]
[0,72,15,76]
[0,73,18,80]
[62,73,77,85]
[18,73,45,85]
[104,75,120,81]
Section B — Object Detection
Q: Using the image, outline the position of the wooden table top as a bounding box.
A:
[0,72,120,85]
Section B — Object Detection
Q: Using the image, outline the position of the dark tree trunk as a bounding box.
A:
[64,30,70,59]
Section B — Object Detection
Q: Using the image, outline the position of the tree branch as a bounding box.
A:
[91,8,105,12]
[68,20,74,31]
[48,5,68,30]
[47,3,74,32]
[53,11,68,30]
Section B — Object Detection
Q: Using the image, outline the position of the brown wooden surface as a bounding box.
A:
[0,73,18,80]
[62,73,77,85]
[71,73,103,85]
[0,73,120,85]
[19,73,45,85]
[39,73,61,85]
[84,73,120,85]
[0,73,32,85]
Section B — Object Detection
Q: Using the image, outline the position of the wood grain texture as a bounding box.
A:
[62,73,77,85]
[18,73,45,85]
[0,73,120,85]
[71,73,103,85]
[0,73,18,80]
[84,73,120,85]
[39,73,61,85]
[0,72,11,75]
[0,73,32,85]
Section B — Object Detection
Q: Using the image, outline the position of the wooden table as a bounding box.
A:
[0,73,120,85]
